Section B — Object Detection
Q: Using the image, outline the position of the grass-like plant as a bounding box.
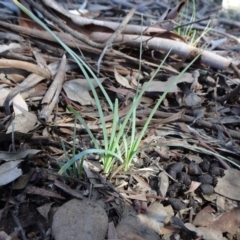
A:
[14,1,239,176]
[176,0,212,47]
[59,118,84,178]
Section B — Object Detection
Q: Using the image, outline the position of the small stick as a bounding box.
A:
[25,0,104,48]
[97,7,136,73]
[11,212,27,240]
[215,63,240,103]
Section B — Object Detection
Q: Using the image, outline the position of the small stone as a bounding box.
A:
[188,162,202,176]
[167,183,183,198]
[198,174,213,185]
[52,198,108,240]
[168,169,177,179]
[199,160,210,172]
[168,162,185,173]
[200,184,214,195]
[167,198,186,211]
[209,167,224,177]
[177,172,191,186]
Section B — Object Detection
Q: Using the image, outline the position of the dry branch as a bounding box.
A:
[91,32,231,69]
[4,61,76,115]
[0,59,51,78]
[39,55,67,121]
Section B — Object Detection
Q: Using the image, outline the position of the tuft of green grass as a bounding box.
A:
[14,0,238,176]
[176,0,212,47]
[59,117,84,178]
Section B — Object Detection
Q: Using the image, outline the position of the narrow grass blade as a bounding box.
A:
[68,105,100,149]
[59,149,124,174]
[111,50,172,153]
[14,0,112,151]
[134,52,202,150]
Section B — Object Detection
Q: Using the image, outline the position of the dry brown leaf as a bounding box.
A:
[143,73,194,93]
[215,168,240,201]
[193,205,240,235]
[54,179,83,199]
[186,223,226,240]
[63,78,105,105]
[164,1,186,20]
[26,186,65,199]
[0,149,40,161]
[6,111,37,134]
[124,193,147,201]
[12,93,28,115]
[0,160,23,186]
[114,68,134,89]
[193,205,216,227]
[132,174,151,192]
[184,181,201,194]
[37,202,54,221]
[209,207,240,235]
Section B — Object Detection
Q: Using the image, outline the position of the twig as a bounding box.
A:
[4,61,76,115]
[173,15,215,31]
[0,59,51,78]
[217,18,240,29]
[39,54,67,121]
[11,211,27,240]
[192,24,240,44]
[196,136,230,169]
[11,123,16,152]
[90,168,124,201]
[97,7,136,73]
[24,0,104,48]
[120,190,166,200]
[145,15,215,40]
[91,32,231,69]
[215,63,240,103]
[0,21,177,73]
[137,108,240,140]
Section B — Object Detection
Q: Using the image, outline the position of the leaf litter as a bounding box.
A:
[0,0,240,240]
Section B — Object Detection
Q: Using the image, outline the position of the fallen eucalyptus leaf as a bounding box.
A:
[0,160,23,186]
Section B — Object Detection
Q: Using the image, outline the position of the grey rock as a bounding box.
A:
[52,198,108,240]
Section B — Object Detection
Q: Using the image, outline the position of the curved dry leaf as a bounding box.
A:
[63,78,104,106]
[26,186,65,199]
[13,93,28,115]
[165,1,186,20]
[0,149,41,161]
[6,111,38,134]
[114,68,133,89]
[0,42,21,54]
[0,59,51,79]
[184,93,202,107]
[215,168,240,201]
[37,202,54,221]
[158,171,169,198]
[4,61,77,115]
[0,88,10,106]
[143,72,194,93]
[186,223,226,240]
[193,205,240,236]
[184,181,201,194]
[63,81,95,105]
[0,160,23,186]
